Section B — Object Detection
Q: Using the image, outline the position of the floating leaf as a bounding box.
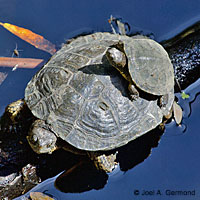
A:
[173,101,183,125]
[0,22,56,55]
[181,91,190,99]
[0,57,45,69]
[30,192,55,200]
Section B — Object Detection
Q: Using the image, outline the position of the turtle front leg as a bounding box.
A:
[128,83,139,100]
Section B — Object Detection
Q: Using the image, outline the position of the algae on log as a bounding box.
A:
[163,23,200,89]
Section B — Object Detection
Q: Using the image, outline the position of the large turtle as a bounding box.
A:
[16,32,170,171]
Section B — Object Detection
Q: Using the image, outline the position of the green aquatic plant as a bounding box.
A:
[181,92,190,99]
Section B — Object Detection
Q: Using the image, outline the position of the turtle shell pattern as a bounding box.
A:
[125,37,174,96]
[25,32,163,151]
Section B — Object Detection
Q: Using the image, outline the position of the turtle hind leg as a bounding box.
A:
[88,151,118,173]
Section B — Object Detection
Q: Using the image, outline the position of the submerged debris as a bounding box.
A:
[12,43,23,58]
[0,72,8,85]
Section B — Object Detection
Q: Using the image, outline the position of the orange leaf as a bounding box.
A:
[0,57,45,69]
[0,22,56,55]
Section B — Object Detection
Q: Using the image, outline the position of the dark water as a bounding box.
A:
[0,0,200,199]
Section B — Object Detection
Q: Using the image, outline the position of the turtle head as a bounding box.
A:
[106,42,132,82]
[106,41,127,72]
[27,119,58,154]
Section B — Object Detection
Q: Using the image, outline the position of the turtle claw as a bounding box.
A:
[130,94,139,101]
[128,84,139,101]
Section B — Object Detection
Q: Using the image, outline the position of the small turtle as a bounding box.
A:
[106,35,177,120]
[106,37,174,96]
[107,17,180,121]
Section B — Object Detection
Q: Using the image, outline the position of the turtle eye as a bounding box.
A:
[31,135,38,144]
[98,102,109,111]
